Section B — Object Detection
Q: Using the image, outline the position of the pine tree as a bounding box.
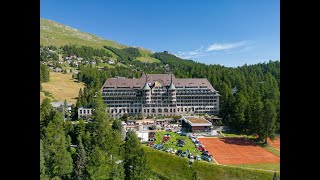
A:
[40,140,48,180]
[75,119,86,143]
[86,146,110,180]
[248,92,263,140]
[262,99,277,144]
[40,98,55,129]
[74,137,87,180]
[86,92,125,179]
[124,130,150,180]
[230,92,248,133]
[112,118,122,133]
[44,112,73,179]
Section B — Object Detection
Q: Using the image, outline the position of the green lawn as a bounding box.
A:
[228,163,280,172]
[221,131,256,139]
[154,131,203,157]
[144,146,280,180]
[136,56,161,63]
[263,146,280,157]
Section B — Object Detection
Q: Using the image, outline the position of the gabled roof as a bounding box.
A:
[100,73,217,91]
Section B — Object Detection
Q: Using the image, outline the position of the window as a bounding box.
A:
[131,109,133,113]
[135,109,137,113]
[79,110,82,114]
[170,109,172,113]
[111,109,114,113]
[144,109,146,113]
[185,108,187,111]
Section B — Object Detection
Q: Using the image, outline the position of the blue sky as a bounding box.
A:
[41,0,279,67]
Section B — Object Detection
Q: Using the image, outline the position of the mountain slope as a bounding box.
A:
[40,18,158,62]
[40,18,126,49]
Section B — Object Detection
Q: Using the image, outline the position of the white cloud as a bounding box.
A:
[206,41,252,51]
[175,40,254,59]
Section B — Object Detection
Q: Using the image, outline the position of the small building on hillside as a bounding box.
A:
[78,107,93,120]
[90,61,96,65]
[54,67,62,72]
[70,54,77,59]
[50,101,72,112]
[205,116,223,124]
[182,116,212,132]
[232,87,238,95]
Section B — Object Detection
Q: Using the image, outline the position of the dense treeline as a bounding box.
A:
[103,46,141,62]
[40,94,151,179]
[61,45,112,59]
[40,63,50,82]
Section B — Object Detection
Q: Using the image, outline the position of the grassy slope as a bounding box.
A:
[40,91,47,103]
[144,146,280,180]
[228,163,280,172]
[263,146,281,157]
[40,18,125,49]
[40,18,158,62]
[41,72,85,104]
[136,56,161,63]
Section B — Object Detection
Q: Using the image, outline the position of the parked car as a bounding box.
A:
[181,151,188,157]
[180,132,188,136]
[177,139,185,147]
[176,149,182,156]
[154,144,163,150]
[201,151,211,156]
[197,145,205,152]
[195,155,201,161]
[165,148,173,153]
[188,153,194,159]
[171,149,177,154]
[191,138,197,143]
[201,154,212,162]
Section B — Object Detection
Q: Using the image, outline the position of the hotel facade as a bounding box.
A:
[101,74,220,119]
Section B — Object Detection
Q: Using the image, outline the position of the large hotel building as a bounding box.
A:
[101,74,220,119]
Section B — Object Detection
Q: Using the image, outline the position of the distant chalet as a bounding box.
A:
[101,73,220,118]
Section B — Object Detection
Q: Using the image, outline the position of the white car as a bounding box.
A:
[171,149,177,154]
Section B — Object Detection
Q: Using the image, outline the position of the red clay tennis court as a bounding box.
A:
[198,138,280,164]
[268,138,280,150]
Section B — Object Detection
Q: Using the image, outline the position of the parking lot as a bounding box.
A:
[147,131,215,162]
